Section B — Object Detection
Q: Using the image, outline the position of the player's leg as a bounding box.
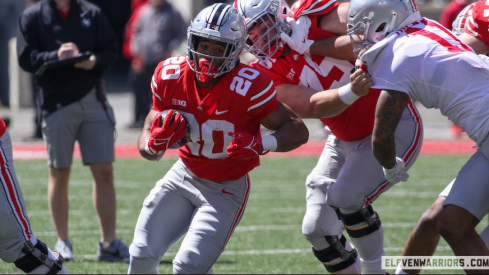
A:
[302,135,361,274]
[479,222,489,248]
[172,172,251,274]
[43,97,81,261]
[128,159,195,274]
[438,145,489,266]
[0,131,67,274]
[395,180,455,275]
[329,106,423,274]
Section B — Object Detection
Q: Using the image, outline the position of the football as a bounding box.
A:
[160,110,191,149]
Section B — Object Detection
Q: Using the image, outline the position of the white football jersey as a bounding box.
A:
[361,18,489,145]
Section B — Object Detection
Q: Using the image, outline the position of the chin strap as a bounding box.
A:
[197,60,220,82]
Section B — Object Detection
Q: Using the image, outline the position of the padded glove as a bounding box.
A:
[145,110,188,158]
[280,16,314,54]
[226,131,266,159]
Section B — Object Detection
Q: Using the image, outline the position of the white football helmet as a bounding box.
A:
[187,3,247,78]
[347,0,421,57]
[235,0,291,60]
[452,3,474,36]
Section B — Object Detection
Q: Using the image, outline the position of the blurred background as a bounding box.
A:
[0,0,469,144]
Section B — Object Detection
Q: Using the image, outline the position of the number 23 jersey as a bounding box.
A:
[151,56,278,182]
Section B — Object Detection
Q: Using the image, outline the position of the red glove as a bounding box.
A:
[145,110,188,157]
[226,131,267,159]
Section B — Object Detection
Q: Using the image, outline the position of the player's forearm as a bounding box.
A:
[137,130,161,161]
[272,117,309,152]
[309,36,357,61]
[276,84,348,119]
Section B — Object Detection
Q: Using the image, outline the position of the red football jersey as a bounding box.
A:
[291,0,341,40]
[465,1,489,46]
[151,56,278,182]
[250,0,380,141]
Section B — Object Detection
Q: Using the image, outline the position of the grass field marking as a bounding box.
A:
[32,223,420,237]
[65,245,454,260]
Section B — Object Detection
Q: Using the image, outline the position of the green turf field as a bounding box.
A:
[0,154,480,274]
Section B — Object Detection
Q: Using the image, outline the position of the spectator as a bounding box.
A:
[17,0,129,262]
[126,0,186,129]
[439,0,470,29]
[0,117,68,274]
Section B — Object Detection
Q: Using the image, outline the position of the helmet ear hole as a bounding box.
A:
[375,23,386,32]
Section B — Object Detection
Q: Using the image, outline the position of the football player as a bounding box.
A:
[0,117,67,274]
[235,0,423,273]
[395,2,489,274]
[348,0,489,273]
[127,4,309,274]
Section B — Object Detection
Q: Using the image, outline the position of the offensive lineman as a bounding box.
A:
[127,4,309,274]
[235,0,423,273]
[0,117,67,274]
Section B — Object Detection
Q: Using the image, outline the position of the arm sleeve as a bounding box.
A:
[246,76,279,122]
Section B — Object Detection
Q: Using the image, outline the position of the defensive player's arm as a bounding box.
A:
[137,109,160,161]
[260,102,309,152]
[275,68,372,118]
[372,89,410,169]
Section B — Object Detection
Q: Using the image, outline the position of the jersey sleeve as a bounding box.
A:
[249,59,297,86]
[150,61,167,112]
[291,0,340,18]
[246,71,279,122]
[466,1,489,46]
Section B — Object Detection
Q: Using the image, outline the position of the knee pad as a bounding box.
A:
[312,234,358,273]
[13,240,64,274]
[336,205,381,238]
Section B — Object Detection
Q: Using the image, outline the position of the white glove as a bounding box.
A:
[383,157,409,184]
[280,16,314,54]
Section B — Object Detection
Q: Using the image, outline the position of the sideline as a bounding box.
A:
[12,139,477,160]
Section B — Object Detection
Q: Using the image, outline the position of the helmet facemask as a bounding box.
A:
[186,4,246,81]
[237,0,291,61]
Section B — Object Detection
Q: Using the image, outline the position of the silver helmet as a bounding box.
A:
[452,3,474,36]
[347,0,421,57]
[187,3,247,78]
[235,0,291,61]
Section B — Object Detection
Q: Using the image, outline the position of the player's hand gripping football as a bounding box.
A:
[280,16,314,55]
[145,110,189,158]
[227,131,267,159]
[383,157,409,184]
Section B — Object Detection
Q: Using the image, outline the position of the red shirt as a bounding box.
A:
[0,119,6,137]
[151,56,278,182]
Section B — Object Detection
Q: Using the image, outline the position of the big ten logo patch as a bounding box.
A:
[172,99,187,107]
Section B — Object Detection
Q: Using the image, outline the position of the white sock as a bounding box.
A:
[395,263,409,274]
